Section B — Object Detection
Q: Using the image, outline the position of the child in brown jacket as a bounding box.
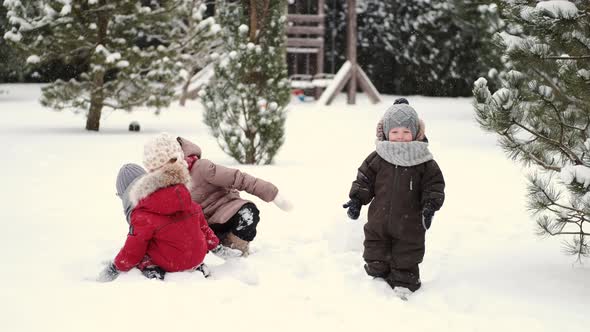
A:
[344,102,445,297]
[176,137,292,257]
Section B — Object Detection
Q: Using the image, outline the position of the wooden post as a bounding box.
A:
[315,0,326,99]
[318,0,381,106]
[346,0,357,104]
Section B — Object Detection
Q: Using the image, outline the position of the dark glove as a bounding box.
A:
[422,201,436,230]
[141,266,166,280]
[343,198,362,220]
[97,262,120,282]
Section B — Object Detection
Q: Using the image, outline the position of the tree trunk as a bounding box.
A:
[86,70,105,131]
[86,0,108,131]
[249,0,258,42]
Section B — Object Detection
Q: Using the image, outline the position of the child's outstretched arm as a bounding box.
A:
[195,159,279,203]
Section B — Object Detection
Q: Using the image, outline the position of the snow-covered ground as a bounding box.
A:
[0,84,587,332]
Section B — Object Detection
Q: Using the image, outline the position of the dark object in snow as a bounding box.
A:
[129,121,140,132]
[141,266,166,280]
[393,97,409,105]
[343,198,361,220]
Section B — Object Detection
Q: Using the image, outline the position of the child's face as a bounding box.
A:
[388,127,413,142]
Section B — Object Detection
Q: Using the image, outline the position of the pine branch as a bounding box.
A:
[512,119,585,166]
[533,68,586,108]
[503,133,561,171]
[541,55,590,60]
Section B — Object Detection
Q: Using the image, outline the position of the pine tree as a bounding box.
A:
[3,0,219,131]
[201,0,290,164]
[474,0,590,260]
[0,2,25,82]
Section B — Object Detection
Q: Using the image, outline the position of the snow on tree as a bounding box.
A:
[474,0,590,260]
[201,0,290,164]
[3,0,220,131]
[176,1,222,106]
[0,2,25,82]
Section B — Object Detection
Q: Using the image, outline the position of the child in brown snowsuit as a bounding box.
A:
[344,102,445,295]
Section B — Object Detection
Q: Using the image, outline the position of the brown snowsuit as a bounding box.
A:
[349,150,445,291]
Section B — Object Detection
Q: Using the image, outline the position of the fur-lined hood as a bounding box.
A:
[129,161,192,207]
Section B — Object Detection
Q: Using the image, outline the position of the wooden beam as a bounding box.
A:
[347,0,358,104]
[357,66,381,104]
[286,47,319,54]
[287,38,324,48]
[287,26,325,36]
[287,14,326,23]
[319,61,352,105]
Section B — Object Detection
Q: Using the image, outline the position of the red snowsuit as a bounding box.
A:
[114,162,219,272]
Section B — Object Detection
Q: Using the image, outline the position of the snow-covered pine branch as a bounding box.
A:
[473,0,590,259]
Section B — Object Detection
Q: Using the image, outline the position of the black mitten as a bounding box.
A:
[142,266,166,280]
[422,201,435,230]
[343,198,362,220]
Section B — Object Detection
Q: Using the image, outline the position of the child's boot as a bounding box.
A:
[222,232,250,257]
[141,265,166,280]
[194,262,211,278]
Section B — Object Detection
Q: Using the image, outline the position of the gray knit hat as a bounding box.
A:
[116,163,146,223]
[382,104,419,140]
[116,163,146,197]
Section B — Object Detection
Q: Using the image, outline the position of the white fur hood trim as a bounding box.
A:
[129,161,191,206]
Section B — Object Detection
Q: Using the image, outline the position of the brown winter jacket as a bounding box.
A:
[349,151,445,242]
[177,137,279,225]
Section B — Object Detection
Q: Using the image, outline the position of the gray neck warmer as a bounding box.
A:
[375,141,433,166]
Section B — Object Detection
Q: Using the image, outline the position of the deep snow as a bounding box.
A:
[0,84,587,332]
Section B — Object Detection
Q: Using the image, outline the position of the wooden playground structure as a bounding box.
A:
[181,0,381,106]
[287,0,380,105]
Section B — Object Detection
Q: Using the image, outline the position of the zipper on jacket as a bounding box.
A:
[410,177,413,191]
[389,165,400,219]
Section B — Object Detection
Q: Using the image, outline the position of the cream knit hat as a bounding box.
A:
[143,132,184,172]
